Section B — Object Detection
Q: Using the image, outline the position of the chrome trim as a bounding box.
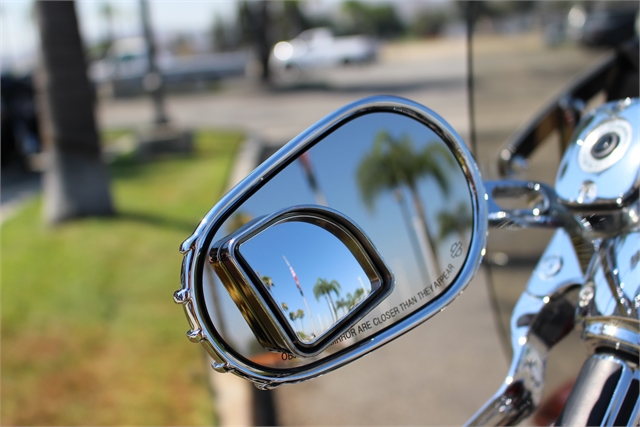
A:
[175,95,488,388]
[555,353,640,426]
[583,319,640,355]
[601,362,634,426]
[467,228,583,426]
[577,230,640,357]
[485,180,582,232]
[556,98,640,210]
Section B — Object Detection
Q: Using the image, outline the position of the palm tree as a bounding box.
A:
[139,0,168,125]
[313,278,341,322]
[35,1,114,223]
[98,2,116,56]
[357,131,455,273]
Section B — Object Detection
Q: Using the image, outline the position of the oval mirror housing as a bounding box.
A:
[176,96,487,389]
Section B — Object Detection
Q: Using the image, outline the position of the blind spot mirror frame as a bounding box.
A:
[209,205,394,358]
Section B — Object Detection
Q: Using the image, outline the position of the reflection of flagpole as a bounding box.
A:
[299,152,328,206]
[283,256,317,336]
[357,276,367,294]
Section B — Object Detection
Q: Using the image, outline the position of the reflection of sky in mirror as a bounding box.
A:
[239,221,371,341]
[206,111,473,357]
[218,113,471,276]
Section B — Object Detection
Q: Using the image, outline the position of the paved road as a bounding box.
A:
[97,34,604,425]
[98,37,470,145]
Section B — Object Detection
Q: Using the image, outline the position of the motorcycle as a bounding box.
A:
[174,26,639,427]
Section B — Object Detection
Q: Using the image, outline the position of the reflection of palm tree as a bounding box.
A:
[351,288,365,308]
[357,131,454,272]
[289,311,296,325]
[335,287,366,317]
[335,298,348,316]
[296,309,305,332]
[226,211,254,234]
[261,275,275,290]
[285,308,307,334]
[313,278,341,322]
[437,202,472,244]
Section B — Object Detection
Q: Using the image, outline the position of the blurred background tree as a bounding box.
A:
[340,1,405,38]
[35,1,114,224]
[238,0,272,83]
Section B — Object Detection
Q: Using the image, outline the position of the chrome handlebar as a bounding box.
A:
[472,99,639,425]
[466,229,583,426]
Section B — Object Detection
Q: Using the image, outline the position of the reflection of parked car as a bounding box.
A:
[1,74,40,168]
[89,37,249,97]
[269,28,378,82]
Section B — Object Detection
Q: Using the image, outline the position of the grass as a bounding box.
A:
[1,129,244,425]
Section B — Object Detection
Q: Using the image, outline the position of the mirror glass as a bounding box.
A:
[201,111,474,367]
[238,220,376,345]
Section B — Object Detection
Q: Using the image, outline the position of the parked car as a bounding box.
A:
[269,28,378,83]
[566,2,639,47]
[1,73,40,168]
[89,37,249,97]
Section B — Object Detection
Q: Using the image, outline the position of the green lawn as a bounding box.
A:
[1,130,243,425]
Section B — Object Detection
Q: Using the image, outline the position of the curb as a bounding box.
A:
[204,132,277,427]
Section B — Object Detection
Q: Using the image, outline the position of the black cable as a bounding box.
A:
[465,1,511,359]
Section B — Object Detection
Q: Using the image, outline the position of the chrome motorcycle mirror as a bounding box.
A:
[175,95,487,388]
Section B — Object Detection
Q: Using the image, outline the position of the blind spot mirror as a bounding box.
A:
[176,95,487,389]
[210,205,393,357]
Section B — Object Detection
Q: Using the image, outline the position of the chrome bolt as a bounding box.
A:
[539,255,562,279]
[578,285,594,308]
